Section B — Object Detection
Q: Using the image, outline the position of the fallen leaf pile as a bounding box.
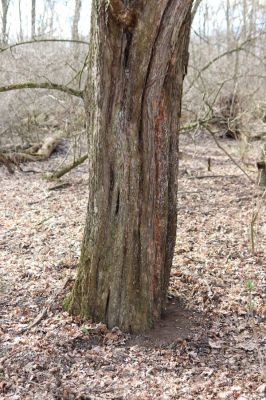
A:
[0,133,265,399]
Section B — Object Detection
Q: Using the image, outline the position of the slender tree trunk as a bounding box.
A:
[250,0,257,37]
[242,0,247,39]
[18,0,23,41]
[191,0,203,22]
[67,0,192,333]
[1,0,9,45]
[31,0,36,39]
[203,3,208,38]
[47,0,55,34]
[226,0,231,52]
[72,0,82,40]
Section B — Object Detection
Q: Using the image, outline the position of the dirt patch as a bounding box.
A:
[127,299,207,348]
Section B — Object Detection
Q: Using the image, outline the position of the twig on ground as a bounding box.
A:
[187,174,240,179]
[250,189,266,254]
[49,154,88,180]
[18,277,72,334]
[48,182,72,191]
[203,124,254,183]
[18,307,48,334]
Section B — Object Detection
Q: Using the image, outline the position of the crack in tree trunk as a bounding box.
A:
[104,289,111,325]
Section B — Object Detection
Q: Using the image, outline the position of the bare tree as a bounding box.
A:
[18,0,23,41]
[72,0,82,41]
[1,0,10,45]
[226,0,231,51]
[250,0,257,37]
[242,0,248,39]
[31,0,36,39]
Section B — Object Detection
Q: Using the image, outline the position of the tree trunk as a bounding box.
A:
[250,0,257,37]
[18,0,24,41]
[226,0,231,52]
[1,0,9,45]
[67,0,192,333]
[242,0,247,39]
[72,0,82,40]
[31,0,36,39]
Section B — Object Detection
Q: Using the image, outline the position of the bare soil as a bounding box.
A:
[0,134,265,399]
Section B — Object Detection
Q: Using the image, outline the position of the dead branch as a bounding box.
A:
[18,276,72,334]
[18,307,48,334]
[250,189,266,254]
[48,182,72,191]
[186,33,266,94]
[49,154,88,180]
[203,123,254,183]
[0,38,89,54]
[0,136,62,173]
[187,174,240,180]
[0,82,83,98]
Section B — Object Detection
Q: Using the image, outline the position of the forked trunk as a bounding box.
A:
[67,0,192,332]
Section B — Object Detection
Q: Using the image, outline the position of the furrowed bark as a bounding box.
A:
[67,0,193,333]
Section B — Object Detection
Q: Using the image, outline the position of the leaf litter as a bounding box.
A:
[0,133,265,399]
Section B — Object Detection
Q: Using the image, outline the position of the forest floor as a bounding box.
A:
[0,133,265,400]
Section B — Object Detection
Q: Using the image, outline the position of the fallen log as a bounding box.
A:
[0,153,15,173]
[36,136,61,158]
[0,135,61,173]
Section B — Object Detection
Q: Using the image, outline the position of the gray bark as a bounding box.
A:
[191,0,203,22]
[31,0,36,38]
[226,0,231,52]
[1,0,9,45]
[72,0,82,40]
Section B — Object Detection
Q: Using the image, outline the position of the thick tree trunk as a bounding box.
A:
[67,0,192,333]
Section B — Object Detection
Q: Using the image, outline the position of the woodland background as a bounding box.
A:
[0,1,265,399]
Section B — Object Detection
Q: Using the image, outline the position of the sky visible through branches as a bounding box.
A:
[3,0,237,41]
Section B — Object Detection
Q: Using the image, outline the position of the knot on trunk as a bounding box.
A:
[109,0,137,29]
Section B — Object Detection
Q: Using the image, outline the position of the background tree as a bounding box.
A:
[0,0,10,45]
[72,0,82,40]
[31,0,36,39]
[66,0,193,333]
